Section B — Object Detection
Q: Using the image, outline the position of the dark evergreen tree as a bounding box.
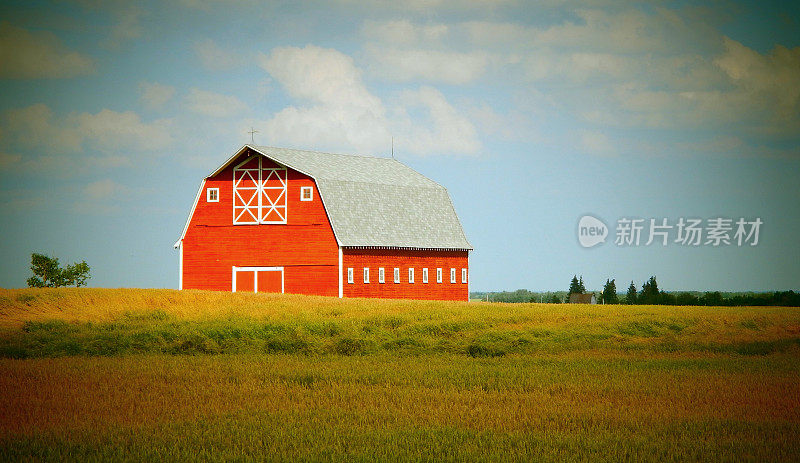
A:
[602,279,618,304]
[578,276,586,293]
[639,276,660,304]
[626,281,638,304]
[568,275,581,295]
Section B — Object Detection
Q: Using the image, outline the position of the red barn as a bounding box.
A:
[174,145,472,301]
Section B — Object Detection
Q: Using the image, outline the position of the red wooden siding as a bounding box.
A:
[182,149,339,296]
[342,248,468,301]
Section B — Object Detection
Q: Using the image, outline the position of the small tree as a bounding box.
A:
[27,253,91,288]
[602,279,618,304]
[626,281,638,304]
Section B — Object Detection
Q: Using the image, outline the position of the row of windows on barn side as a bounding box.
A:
[347,267,467,284]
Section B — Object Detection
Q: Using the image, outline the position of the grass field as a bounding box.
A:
[1,288,799,461]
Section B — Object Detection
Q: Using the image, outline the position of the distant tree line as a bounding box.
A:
[471,274,800,307]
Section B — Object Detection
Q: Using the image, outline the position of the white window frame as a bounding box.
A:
[393,267,400,283]
[436,268,442,283]
[422,268,428,284]
[207,188,219,202]
[408,268,415,284]
[378,267,385,284]
[363,267,369,284]
[462,268,467,284]
[300,186,313,201]
[450,268,456,284]
[347,267,354,284]
[231,266,284,293]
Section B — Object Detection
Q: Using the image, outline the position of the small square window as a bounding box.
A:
[422,268,428,284]
[347,268,354,284]
[462,268,467,284]
[408,268,415,284]
[436,268,442,283]
[363,268,369,284]
[378,267,385,284]
[450,268,456,284]
[394,268,400,283]
[300,186,313,201]
[207,188,219,202]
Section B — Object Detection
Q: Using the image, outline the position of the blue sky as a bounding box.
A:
[0,0,798,292]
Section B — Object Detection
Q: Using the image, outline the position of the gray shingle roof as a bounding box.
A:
[237,145,472,250]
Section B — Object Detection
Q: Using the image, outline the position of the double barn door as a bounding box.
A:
[233,266,284,293]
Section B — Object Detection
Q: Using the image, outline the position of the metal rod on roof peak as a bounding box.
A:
[248,127,259,144]
[391,136,394,159]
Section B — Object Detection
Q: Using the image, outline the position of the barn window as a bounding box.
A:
[408,268,414,284]
[233,155,287,225]
[347,267,353,284]
[207,188,219,202]
[300,186,313,201]
[422,268,428,284]
[393,268,400,283]
[462,268,467,284]
[378,267,385,283]
[436,268,442,283]
[363,268,369,284]
[450,268,456,284]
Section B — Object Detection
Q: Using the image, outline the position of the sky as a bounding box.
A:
[0,0,798,293]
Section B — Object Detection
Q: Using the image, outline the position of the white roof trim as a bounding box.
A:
[175,178,206,248]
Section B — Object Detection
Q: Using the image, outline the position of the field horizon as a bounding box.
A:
[1,288,799,461]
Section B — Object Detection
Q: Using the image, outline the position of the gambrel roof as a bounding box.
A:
[179,145,472,250]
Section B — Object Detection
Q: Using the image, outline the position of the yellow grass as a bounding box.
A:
[1,288,799,461]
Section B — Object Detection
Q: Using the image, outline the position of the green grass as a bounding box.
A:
[1,288,799,461]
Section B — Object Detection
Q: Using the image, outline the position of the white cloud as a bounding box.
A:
[466,103,541,142]
[194,39,247,71]
[0,104,174,170]
[0,22,95,79]
[261,45,383,109]
[468,8,718,55]
[393,86,480,155]
[107,5,144,48]
[74,109,173,152]
[177,0,257,11]
[139,82,175,109]
[185,88,248,117]
[361,20,448,45]
[83,179,124,200]
[258,45,389,153]
[73,179,129,214]
[258,45,480,156]
[70,0,144,49]
[578,130,615,156]
[714,37,800,122]
[0,152,21,168]
[364,46,488,84]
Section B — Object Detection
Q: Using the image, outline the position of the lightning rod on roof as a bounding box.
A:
[391,136,394,159]
[248,127,259,144]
